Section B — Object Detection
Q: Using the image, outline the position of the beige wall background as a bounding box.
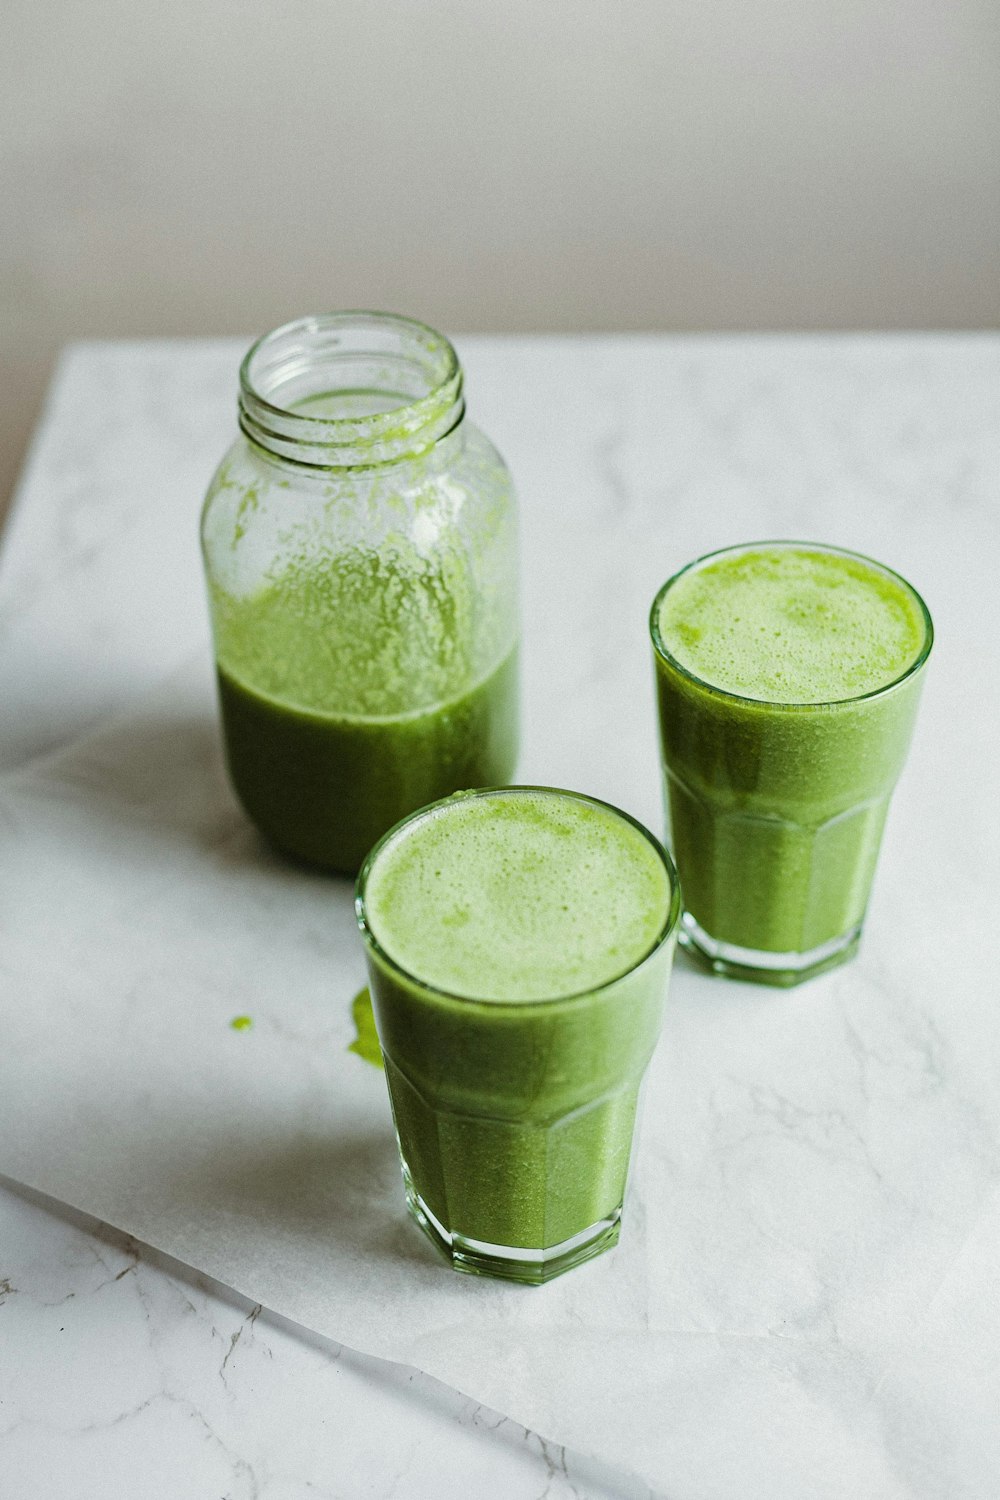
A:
[2,0,998,525]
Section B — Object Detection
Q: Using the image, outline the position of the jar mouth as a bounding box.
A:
[238,311,465,469]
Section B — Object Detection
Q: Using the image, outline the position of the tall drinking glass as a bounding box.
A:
[650,542,933,986]
[355,787,681,1283]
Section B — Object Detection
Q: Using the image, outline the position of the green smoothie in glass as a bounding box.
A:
[355,787,681,1283]
[650,542,932,986]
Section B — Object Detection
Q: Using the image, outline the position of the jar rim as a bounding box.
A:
[238,311,465,470]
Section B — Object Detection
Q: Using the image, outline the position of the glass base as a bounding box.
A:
[400,1158,622,1285]
[679,911,862,987]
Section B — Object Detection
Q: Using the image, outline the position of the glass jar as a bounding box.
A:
[200,312,520,874]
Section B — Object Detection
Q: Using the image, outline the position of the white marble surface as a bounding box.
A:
[1,336,998,1498]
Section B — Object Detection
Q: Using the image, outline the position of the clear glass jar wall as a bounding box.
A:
[200,313,520,873]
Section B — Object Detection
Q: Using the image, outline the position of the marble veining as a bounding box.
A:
[1,1181,644,1500]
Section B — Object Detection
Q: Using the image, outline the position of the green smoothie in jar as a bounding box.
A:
[201,315,520,874]
[211,542,518,873]
[650,542,932,986]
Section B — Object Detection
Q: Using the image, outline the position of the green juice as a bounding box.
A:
[357,788,679,1283]
[651,544,932,984]
[212,545,518,874]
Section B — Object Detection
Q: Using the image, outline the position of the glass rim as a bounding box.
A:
[354,785,682,1011]
[239,309,461,428]
[648,539,934,710]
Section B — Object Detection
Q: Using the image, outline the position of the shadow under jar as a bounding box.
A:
[200,313,520,874]
[649,542,933,987]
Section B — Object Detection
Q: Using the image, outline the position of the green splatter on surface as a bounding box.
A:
[230,1015,253,1032]
[348,987,383,1069]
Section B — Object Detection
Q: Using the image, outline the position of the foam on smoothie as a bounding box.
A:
[362,790,672,1002]
[211,540,479,719]
[656,546,927,704]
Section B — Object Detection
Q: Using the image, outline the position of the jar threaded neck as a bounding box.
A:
[238,311,465,469]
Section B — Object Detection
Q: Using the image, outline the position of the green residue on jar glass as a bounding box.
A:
[211,539,480,719]
[348,987,384,1069]
[232,483,260,546]
[230,1014,253,1032]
